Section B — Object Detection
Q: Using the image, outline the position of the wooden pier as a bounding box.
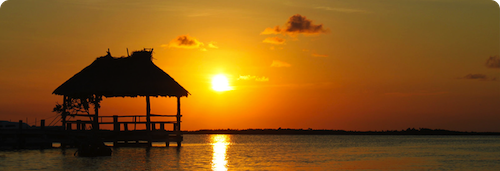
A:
[0,119,183,149]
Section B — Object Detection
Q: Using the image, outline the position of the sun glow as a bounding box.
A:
[212,74,232,92]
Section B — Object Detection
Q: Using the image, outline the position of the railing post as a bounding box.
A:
[93,95,100,131]
[17,120,24,149]
[66,123,72,130]
[40,120,45,130]
[76,120,81,130]
[61,96,67,130]
[18,120,23,131]
[113,115,119,132]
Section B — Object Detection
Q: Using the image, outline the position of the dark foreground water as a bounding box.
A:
[1,135,499,170]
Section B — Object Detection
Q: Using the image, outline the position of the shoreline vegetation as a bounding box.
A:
[183,128,500,135]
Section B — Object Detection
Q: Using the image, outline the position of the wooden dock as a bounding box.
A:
[0,118,183,150]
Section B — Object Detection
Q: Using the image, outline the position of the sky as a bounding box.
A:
[0,0,499,131]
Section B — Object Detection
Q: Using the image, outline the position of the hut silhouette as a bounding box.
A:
[53,48,189,146]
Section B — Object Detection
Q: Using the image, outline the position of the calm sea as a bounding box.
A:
[1,134,499,170]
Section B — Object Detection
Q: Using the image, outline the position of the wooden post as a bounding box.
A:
[113,115,119,147]
[67,123,72,130]
[18,120,23,131]
[146,96,151,131]
[62,96,67,130]
[93,95,100,131]
[18,120,24,149]
[76,120,81,130]
[40,120,45,130]
[160,123,165,130]
[176,96,181,147]
[124,123,128,131]
[113,115,119,132]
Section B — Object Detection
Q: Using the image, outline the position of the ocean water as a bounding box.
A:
[0,134,499,170]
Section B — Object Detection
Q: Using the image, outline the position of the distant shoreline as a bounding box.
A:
[183,128,500,135]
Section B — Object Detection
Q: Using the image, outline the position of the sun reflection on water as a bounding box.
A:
[211,134,230,171]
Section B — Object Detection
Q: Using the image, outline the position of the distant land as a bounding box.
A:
[183,128,500,135]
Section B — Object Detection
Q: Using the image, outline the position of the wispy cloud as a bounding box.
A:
[459,74,496,81]
[485,56,500,69]
[385,91,448,97]
[238,75,269,82]
[312,53,328,57]
[261,14,328,36]
[208,41,219,48]
[263,37,285,44]
[315,6,368,13]
[163,35,204,49]
[255,77,269,82]
[162,35,218,51]
[270,60,291,67]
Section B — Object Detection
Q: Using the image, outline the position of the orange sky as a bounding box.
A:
[0,0,499,131]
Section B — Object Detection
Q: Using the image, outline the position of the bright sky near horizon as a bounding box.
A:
[0,0,498,131]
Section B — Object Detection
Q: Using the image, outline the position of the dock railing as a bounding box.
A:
[64,114,181,132]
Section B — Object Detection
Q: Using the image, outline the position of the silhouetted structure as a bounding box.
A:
[52,49,189,147]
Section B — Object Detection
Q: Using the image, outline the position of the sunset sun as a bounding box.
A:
[212,74,232,92]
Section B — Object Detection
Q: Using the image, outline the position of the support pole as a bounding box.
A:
[176,96,181,147]
[40,120,45,130]
[18,120,24,149]
[62,96,67,130]
[113,115,119,132]
[146,96,151,131]
[77,120,81,131]
[93,95,100,131]
[18,120,23,131]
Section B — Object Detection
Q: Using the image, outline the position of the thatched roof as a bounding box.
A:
[53,49,189,98]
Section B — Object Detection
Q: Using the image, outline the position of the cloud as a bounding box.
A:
[164,35,204,49]
[238,75,256,80]
[485,56,500,68]
[261,26,282,35]
[208,41,219,48]
[385,91,448,97]
[460,74,496,81]
[238,75,269,82]
[270,60,291,67]
[263,37,285,44]
[315,6,368,13]
[312,53,328,57]
[255,77,269,82]
[463,74,487,80]
[261,14,328,36]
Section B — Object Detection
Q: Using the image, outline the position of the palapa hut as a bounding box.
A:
[53,49,189,135]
